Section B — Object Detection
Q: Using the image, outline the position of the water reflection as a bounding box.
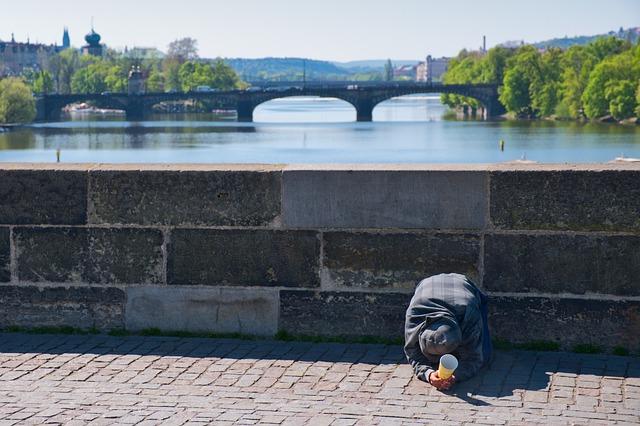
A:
[0,95,638,163]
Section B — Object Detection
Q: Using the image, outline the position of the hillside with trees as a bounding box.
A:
[532,27,639,50]
[442,37,640,122]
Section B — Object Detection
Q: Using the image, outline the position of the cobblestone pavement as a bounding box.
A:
[0,334,638,425]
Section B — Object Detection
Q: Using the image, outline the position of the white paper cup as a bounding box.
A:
[438,354,458,379]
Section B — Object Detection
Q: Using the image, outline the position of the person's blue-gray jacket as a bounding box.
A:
[404,273,492,382]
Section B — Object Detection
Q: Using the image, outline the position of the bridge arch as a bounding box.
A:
[38,94,129,122]
[252,95,357,122]
[372,93,446,121]
[365,85,504,121]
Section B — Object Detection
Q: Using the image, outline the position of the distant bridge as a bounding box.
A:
[36,82,505,122]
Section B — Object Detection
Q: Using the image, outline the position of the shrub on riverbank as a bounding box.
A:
[443,37,640,122]
[0,77,36,124]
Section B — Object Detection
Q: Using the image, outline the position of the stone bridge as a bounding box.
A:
[36,83,505,122]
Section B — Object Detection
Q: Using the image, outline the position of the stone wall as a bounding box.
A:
[1,163,638,351]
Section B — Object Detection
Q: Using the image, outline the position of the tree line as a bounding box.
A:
[0,38,246,123]
[442,37,640,121]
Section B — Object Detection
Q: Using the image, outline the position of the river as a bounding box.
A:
[1,95,639,163]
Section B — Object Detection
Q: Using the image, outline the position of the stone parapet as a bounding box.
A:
[0,163,638,350]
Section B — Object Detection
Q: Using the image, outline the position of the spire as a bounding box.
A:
[11,33,15,43]
[63,26,70,49]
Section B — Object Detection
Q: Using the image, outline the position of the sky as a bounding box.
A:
[1,0,639,61]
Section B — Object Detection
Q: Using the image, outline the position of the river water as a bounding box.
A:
[1,95,639,163]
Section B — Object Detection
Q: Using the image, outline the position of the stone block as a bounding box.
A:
[125,286,279,335]
[484,234,640,296]
[490,170,640,231]
[283,170,487,229]
[323,232,480,290]
[279,290,410,338]
[168,229,320,287]
[489,296,640,350]
[89,169,281,226]
[0,170,86,225]
[0,285,125,330]
[0,227,9,282]
[15,227,163,284]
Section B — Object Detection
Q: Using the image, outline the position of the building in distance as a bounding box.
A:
[393,64,417,79]
[416,55,450,83]
[82,27,104,56]
[0,29,69,76]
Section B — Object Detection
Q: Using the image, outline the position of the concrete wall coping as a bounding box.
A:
[1,162,639,172]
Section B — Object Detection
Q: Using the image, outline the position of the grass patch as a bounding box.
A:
[517,340,561,351]
[612,346,629,356]
[2,326,99,335]
[274,330,403,346]
[492,338,514,350]
[138,328,258,340]
[107,328,131,337]
[491,338,560,352]
[572,344,603,354]
[2,327,633,356]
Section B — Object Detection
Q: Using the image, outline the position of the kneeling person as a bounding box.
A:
[404,273,492,390]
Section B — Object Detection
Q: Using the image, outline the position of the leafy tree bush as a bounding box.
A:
[442,36,640,121]
[33,71,54,94]
[0,77,36,123]
[582,45,640,119]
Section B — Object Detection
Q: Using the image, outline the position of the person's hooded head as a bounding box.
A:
[419,317,462,358]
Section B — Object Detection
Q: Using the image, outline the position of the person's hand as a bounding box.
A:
[428,371,456,390]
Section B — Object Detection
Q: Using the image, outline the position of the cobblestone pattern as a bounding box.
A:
[0,334,639,425]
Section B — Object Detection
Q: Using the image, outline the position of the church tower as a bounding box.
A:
[62,27,70,49]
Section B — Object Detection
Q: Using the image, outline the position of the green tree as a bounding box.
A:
[384,59,394,82]
[498,46,542,115]
[71,61,110,93]
[210,59,242,90]
[586,36,629,61]
[0,77,36,124]
[582,46,640,119]
[478,47,512,84]
[167,38,199,63]
[33,71,54,94]
[441,53,483,109]
[605,80,637,120]
[558,45,595,118]
[636,82,640,118]
[163,59,182,92]
[177,60,244,92]
[50,49,80,94]
[530,48,563,116]
[104,65,127,92]
[146,69,165,92]
[499,67,531,114]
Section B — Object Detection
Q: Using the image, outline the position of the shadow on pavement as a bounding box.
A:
[441,349,640,406]
[1,332,638,405]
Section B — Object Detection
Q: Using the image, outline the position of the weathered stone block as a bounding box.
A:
[489,296,640,350]
[490,170,640,231]
[0,227,9,282]
[0,170,86,225]
[126,286,279,335]
[89,169,281,226]
[484,234,640,296]
[0,285,125,330]
[15,227,163,284]
[279,290,410,338]
[168,229,320,287]
[323,232,480,290]
[283,170,487,229]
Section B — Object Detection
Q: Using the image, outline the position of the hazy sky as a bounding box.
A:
[2,0,639,61]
